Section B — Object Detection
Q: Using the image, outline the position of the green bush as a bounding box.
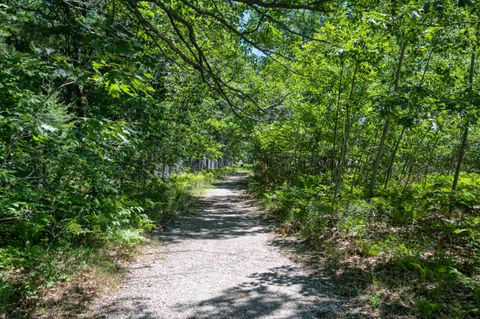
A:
[0,167,228,315]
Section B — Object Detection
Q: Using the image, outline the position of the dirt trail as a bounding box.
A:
[91,174,345,318]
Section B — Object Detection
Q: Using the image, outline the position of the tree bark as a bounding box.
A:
[334,59,359,202]
[368,40,406,197]
[383,125,407,189]
[451,124,469,192]
[452,45,475,191]
[332,60,345,175]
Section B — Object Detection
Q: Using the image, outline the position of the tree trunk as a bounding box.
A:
[368,118,391,197]
[332,60,345,176]
[422,132,440,188]
[383,125,407,189]
[334,60,359,202]
[451,47,475,192]
[368,40,406,197]
[451,124,469,192]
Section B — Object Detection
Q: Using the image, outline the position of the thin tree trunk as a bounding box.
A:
[332,60,345,175]
[451,47,475,192]
[422,132,440,188]
[451,124,469,192]
[334,59,359,202]
[385,46,433,189]
[368,41,406,197]
[383,126,407,189]
[368,119,391,196]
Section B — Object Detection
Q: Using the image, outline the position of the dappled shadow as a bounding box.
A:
[91,174,377,318]
[261,205,480,318]
[156,175,375,318]
[246,265,324,297]
[159,175,269,242]
[213,180,246,190]
[93,297,157,319]
[269,236,412,317]
[173,265,342,319]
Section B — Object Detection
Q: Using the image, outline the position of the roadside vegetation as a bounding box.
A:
[0,168,236,317]
[243,1,480,316]
[249,172,480,318]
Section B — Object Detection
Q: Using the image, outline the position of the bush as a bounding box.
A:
[0,167,228,316]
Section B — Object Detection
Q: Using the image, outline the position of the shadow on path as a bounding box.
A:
[172,264,343,319]
[160,174,266,242]
[93,174,373,319]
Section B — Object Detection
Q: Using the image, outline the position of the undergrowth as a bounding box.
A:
[0,166,238,318]
[249,172,480,318]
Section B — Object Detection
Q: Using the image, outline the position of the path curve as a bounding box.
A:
[93,174,342,318]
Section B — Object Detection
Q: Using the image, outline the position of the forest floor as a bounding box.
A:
[82,174,371,319]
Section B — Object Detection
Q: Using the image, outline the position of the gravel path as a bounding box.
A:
[92,174,343,319]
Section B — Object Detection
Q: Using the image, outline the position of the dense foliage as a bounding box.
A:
[247,1,480,317]
[1,0,479,318]
[0,0,246,315]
